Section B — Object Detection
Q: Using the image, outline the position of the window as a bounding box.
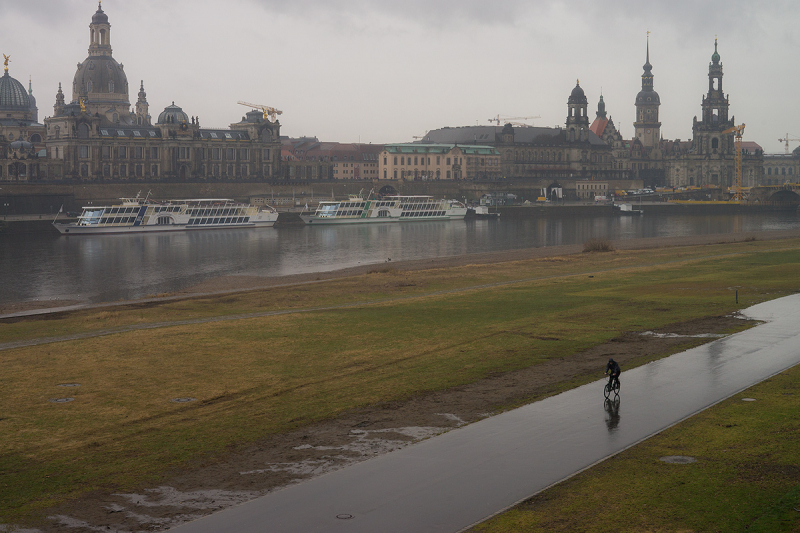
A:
[54,126,60,140]
[80,164,88,178]
[136,164,143,177]
[119,146,127,158]
[446,158,451,165]
[135,146,144,159]
[120,164,127,177]
[79,145,89,159]
[101,146,111,159]
[226,148,235,160]
[212,148,221,160]
[151,147,159,159]
[262,148,270,160]
[239,148,248,159]
[179,147,190,160]
[103,164,110,177]
[151,164,159,177]
[394,156,397,165]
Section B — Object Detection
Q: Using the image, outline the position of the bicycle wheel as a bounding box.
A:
[613,380,620,396]
[604,383,611,399]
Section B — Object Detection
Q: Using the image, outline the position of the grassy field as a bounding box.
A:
[1,238,799,524]
[470,362,800,533]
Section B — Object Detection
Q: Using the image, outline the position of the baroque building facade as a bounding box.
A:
[420,81,624,183]
[35,3,281,183]
[379,144,501,181]
[664,40,763,188]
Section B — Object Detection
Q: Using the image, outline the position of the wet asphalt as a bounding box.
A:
[169,294,800,533]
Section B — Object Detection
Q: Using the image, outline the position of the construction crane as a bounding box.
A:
[488,114,541,126]
[412,130,429,141]
[778,133,800,155]
[722,123,746,201]
[237,101,283,122]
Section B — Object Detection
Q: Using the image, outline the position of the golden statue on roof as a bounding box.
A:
[80,98,86,113]
[3,54,10,72]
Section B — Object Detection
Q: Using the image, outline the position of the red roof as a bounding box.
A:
[590,117,608,137]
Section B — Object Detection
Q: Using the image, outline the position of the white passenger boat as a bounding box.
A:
[300,193,402,224]
[300,193,466,225]
[390,196,468,221]
[53,195,278,235]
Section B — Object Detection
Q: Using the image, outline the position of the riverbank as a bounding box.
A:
[2,234,800,531]
[3,228,799,317]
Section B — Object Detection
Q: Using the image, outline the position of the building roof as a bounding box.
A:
[423,124,607,147]
[741,141,762,152]
[99,126,161,138]
[281,140,386,162]
[383,143,499,155]
[198,129,250,141]
[0,71,30,111]
[157,102,189,125]
[590,117,608,137]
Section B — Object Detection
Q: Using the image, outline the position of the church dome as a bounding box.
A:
[73,55,129,101]
[92,4,109,24]
[0,71,30,111]
[157,102,189,125]
[568,81,587,104]
[635,88,660,105]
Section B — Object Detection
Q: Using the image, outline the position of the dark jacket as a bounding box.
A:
[606,360,621,376]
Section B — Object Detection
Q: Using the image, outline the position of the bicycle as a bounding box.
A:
[603,376,620,399]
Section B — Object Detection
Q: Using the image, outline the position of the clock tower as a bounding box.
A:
[633,35,661,148]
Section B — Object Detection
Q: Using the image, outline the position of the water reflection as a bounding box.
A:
[604,397,621,433]
[2,211,798,305]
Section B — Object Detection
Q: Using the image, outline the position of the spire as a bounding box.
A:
[643,32,652,73]
[711,38,720,64]
[29,76,33,95]
[641,33,654,92]
[596,94,607,119]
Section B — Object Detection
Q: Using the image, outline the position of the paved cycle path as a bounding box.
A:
[170,294,800,533]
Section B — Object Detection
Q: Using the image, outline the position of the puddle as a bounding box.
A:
[640,331,728,339]
[243,415,465,478]
[114,486,258,510]
[48,515,128,532]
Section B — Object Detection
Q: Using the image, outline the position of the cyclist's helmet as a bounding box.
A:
[608,358,615,363]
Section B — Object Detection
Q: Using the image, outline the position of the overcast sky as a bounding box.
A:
[3,1,799,153]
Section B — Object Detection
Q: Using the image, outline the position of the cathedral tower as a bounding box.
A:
[691,39,733,156]
[566,80,589,142]
[634,35,661,148]
[71,2,131,123]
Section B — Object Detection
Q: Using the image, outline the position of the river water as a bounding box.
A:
[2,211,799,306]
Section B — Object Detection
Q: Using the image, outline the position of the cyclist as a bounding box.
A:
[605,358,621,390]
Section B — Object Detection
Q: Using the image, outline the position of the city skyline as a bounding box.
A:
[2,0,798,152]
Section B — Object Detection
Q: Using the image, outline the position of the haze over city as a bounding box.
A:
[2,0,799,151]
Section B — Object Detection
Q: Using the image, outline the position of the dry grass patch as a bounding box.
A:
[582,238,615,253]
